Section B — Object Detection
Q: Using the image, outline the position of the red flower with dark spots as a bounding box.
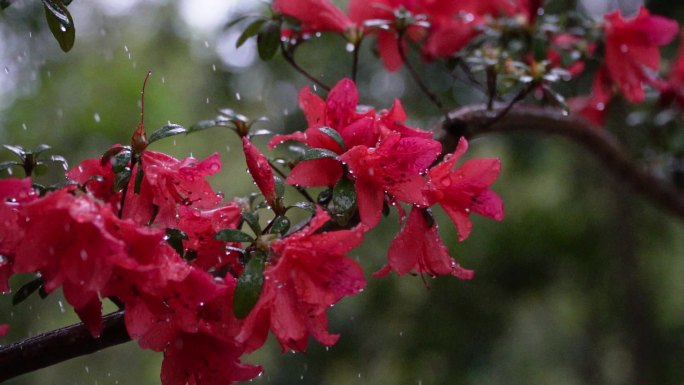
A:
[176,204,243,273]
[376,207,474,279]
[13,189,129,336]
[238,208,365,353]
[425,137,504,241]
[603,6,678,103]
[123,151,223,227]
[339,133,441,228]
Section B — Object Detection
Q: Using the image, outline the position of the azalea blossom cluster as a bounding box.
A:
[0,74,502,384]
[268,0,684,126]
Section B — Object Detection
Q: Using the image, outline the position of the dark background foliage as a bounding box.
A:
[1,0,683,384]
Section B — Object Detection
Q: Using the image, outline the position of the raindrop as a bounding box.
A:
[80,249,88,260]
[620,44,629,53]
[212,64,217,71]
[235,92,241,100]
[94,113,101,123]
[124,45,129,53]
[21,123,27,131]
[28,31,32,38]
[161,76,166,84]
[345,43,354,52]
[206,97,210,104]
[204,40,210,48]
[6,168,12,176]
[85,365,89,373]
[59,25,67,32]
[58,300,65,313]
[3,67,9,74]
[225,145,231,152]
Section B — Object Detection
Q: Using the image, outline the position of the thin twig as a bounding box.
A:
[280,41,331,91]
[351,39,361,83]
[396,31,448,117]
[440,104,684,220]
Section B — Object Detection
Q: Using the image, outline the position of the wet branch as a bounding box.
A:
[440,104,684,220]
[0,311,129,382]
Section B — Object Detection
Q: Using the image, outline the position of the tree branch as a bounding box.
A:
[440,104,684,220]
[0,311,129,382]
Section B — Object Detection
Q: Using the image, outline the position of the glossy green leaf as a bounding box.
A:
[165,228,188,257]
[3,144,25,159]
[331,177,357,226]
[288,201,316,213]
[12,277,44,305]
[274,175,285,200]
[114,169,132,192]
[241,211,261,236]
[269,215,290,235]
[110,150,132,173]
[188,119,221,133]
[302,148,338,161]
[42,0,75,52]
[0,161,19,173]
[215,228,255,243]
[233,251,266,319]
[257,21,280,60]
[318,127,346,151]
[148,124,187,144]
[33,144,52,155]
[236,19,266,48]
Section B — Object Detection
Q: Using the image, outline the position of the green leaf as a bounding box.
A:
[274,175,285,200]
[225,14,253,29]
[12,277,44,305]
[165,228,188,257]
[302,148,338,161]
[269,215,290,235]
[215,228,255,243]
[318,127,346,151]
[257,21,281,60]
[233,251,266,319]
[241,211,262,236]
[110,150,132,173]
[114,169,132,192]
[188,119,221,133]
[100,146,128,166]
[0,161,19,173]
[330,177,357,226]
[3,144,25,159]
[42,0,75,52]
[236,19,266,48]
[148,124,187,144]
[33,144,52,155]
[288,201,316,213]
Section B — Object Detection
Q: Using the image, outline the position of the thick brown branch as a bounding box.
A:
[441,104,684,220]
[0,311,129,382]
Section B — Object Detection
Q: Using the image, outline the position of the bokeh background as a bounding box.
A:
[1,0,684,384]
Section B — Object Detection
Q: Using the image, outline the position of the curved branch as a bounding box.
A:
[0,311,129,382]
[440,104,684,220]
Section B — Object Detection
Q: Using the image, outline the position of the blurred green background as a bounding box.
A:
[1,0,684,384]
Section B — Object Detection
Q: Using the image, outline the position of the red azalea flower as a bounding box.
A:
[66,155,120,206]
[161,332,262,385]
[242,137,277,207]
[176,204,243,273]
[238,208,365,353]
[339,133,441,228]
[376,207,474,279]
[269,79,376,187]
[0,178,37,293]
[603,6,678,103]
[0,324,8,337]
[123,151,223,227]
[13,189,130,336]
[425,137,504,241]
[274,0,354,34]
